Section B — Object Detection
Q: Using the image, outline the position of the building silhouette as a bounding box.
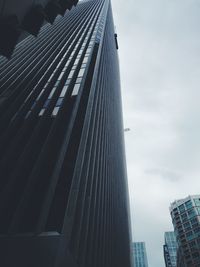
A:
[0,0,131,266]
[163,231,177,267]
[132,242,149,267]
[0,0,79,57]
[170,195,200,267]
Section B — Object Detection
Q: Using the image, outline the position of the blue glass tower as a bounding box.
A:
[132,242,149,267]
[170,195,200,267]
[163,231,177,267]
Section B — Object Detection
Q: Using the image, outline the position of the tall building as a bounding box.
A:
[132,242,149,267]
[0,0,131,267]
[163,231,177,267]
[170,195,200,267]
[0,0,79,57]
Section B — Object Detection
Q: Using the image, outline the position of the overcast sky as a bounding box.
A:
[112,0,200,266]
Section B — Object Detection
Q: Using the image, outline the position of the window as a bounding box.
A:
[81,63,87,68]
[65,79,71,85]
[78,68,85,78]
[37,89,44,100]
[83,56,89,64]
[57,72,64,81]
[72,83,80,96]
[76,77,82,83]
[179,204,185,212]
[39,108,45,116]
[191,218,198,224]
[48,86,56,99]
[181,213,187,219]
[60,85,68,97]
[44,99,50,108]
[56,98,63,107]
[74,59,79,65]
[185,200,193,209]
[196,207,200,215]
[86,48,92,53]
[192,252,200,258]
[54,81,60,87]
[68,70,75,79]
[52,106,59,116]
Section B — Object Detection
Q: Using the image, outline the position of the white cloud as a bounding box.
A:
[112,0,200,266]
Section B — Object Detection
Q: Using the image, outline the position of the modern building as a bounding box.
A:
[0,0,131,267]
[170,195,200,267]
[163,231,177,267]
[132,242,149,267]
[0,0,79,57]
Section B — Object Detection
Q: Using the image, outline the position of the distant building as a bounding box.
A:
[163,231,177,267]
[132,242,149,267]
[170,195,200,267]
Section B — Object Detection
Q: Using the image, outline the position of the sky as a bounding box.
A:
[112,0,200,266]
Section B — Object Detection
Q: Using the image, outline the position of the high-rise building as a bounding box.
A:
[0,0,79,57]
[132,242,149,267]
[0,0,131,267]
[163,231,177,267]
[170,195,200,267]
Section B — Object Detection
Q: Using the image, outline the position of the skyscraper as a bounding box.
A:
[170,195,200,267]
[163,231,177,267]
[0,0,131,266]
[132,242,149,267]
[0,0,79,57]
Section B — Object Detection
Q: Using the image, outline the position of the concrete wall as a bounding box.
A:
[0,233,60,267]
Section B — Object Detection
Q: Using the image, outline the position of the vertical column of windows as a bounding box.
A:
[37,14,92,116]
[50,3,102,115]
[22,1,99,118]
[51,12,97,114]
[23,40,72,118]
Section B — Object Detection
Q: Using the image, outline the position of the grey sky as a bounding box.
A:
[112,0,200,266]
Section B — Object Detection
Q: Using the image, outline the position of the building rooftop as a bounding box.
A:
[170,195,200,212]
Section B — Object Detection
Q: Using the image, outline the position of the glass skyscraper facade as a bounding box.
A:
[0,0,132,266]
[163,231,177,267]
[170,195,200,267]
[132,242,149,267]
